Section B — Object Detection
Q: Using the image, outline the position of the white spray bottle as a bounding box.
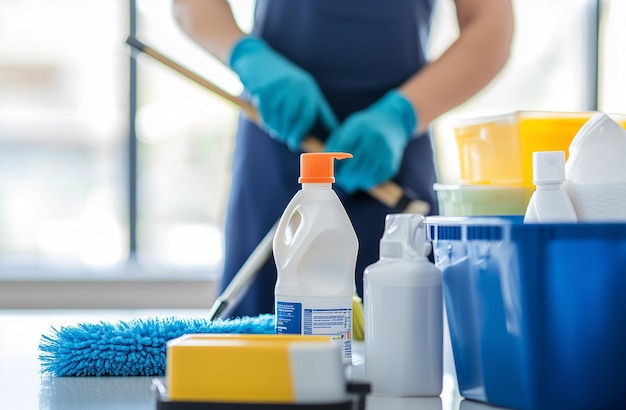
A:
[364,213,443,396]
[273,152,359,363]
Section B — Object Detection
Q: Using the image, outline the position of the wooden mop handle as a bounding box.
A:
[126,37,430,214]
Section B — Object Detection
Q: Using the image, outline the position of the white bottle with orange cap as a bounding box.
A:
[273,152,359,363]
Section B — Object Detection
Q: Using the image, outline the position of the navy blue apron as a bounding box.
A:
[221,0,438,317]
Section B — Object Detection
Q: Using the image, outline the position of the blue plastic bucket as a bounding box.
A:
[426,216,626,410]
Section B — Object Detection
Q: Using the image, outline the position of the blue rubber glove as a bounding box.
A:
[229,36,338,151]
[324,90,417,194]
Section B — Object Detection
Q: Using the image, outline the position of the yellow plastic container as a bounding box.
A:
[453,111,626,187]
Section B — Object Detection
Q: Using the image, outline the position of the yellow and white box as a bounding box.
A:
[166,334,348,404]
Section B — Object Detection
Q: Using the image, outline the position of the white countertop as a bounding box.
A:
[0,310,508,410]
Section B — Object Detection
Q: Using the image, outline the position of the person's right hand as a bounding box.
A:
[229,36,338,151]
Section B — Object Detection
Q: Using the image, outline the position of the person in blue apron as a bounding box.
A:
[173,0,514,317]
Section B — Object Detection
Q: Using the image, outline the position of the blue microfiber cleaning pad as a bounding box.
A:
[39,314,275,377]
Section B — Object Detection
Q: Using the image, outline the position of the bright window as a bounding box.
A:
[0,1,129,270]
[0,0,253,279]
[131,0,252,270]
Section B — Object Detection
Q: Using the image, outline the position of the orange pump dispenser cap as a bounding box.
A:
[299,152,352,183]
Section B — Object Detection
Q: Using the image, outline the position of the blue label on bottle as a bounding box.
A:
[275,301,302,334]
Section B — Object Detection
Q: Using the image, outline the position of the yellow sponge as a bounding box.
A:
[352,293,365,341]
[166,334,348,404]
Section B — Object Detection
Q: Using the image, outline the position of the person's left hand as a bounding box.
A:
[324,90,418,193]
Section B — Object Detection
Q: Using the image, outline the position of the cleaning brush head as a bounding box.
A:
[39,314,275,377]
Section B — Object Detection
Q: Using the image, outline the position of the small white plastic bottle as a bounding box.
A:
[524,151,578,223]
[273,152,359,363]
[364,213,443,396]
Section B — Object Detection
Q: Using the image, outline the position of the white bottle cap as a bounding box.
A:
[379,213,431,259]
[533,151,566,185]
